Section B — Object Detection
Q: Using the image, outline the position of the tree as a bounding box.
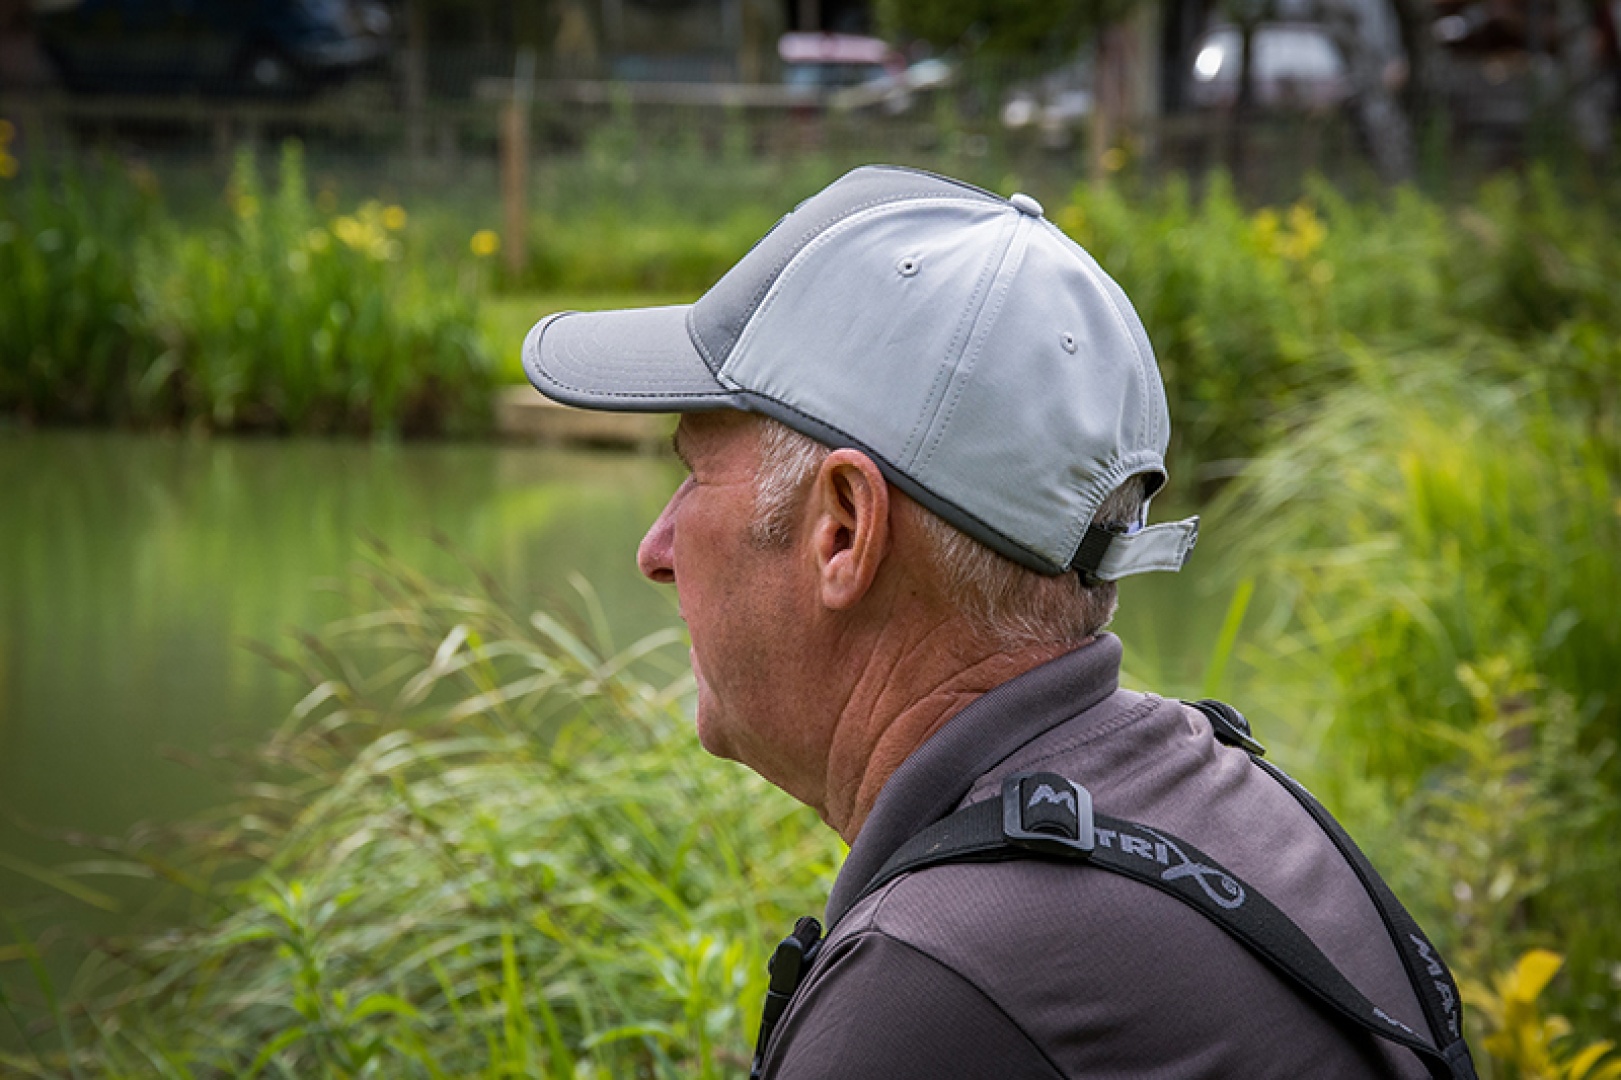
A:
[874,0,1145,58]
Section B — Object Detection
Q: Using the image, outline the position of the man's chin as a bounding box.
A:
[692,694,738,761]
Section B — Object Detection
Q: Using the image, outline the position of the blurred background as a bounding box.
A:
[2,1,1619,1076]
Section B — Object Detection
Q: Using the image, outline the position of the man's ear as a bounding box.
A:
[808,449,890,611]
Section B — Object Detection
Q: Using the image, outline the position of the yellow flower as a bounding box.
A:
[0,153,17,180]
[1251,208,1282,256]
[1101,147,1127,173]
[381,205,407,231]
[1463,950,1621,1079]
[1285,202,1326,260]
[469,229,500,258]
[0,119,14,144]
[333,216,365,248]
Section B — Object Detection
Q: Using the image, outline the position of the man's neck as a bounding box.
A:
[819,629,1077,843]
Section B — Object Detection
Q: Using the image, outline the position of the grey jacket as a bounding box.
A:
[761,635,1431,1078]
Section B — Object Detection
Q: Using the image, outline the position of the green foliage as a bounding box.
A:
[0,162,162,424]
[1215,359,1619,784]
[1056,171,1621,469]
[145,147,492,435]
[1449,169,1621,340]
[1465,949,1621,1080]
[518,210,773,296]
[0,147,495,435]
[874,0,1139,57]
[1213,359,1621,1046]
[2,554,835,1078]
[1379,657,1619,1056]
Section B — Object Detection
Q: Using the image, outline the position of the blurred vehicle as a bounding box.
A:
[35,0,392,96]
[778,32,951,115]
[831,55,957,114]
[1187,22,1352,111]
[1001,57,1094,146]
[779,31,903,94]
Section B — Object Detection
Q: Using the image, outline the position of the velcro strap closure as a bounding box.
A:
[1086,517,1200,581]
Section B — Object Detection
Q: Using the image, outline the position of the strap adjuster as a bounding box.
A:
[1187,699,1267,757]
[1001,771,1094,857]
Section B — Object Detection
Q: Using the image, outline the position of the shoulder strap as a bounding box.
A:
[839,703,1478,1080]
[1253,755,1471,1052]
[1185,699,1472,1065]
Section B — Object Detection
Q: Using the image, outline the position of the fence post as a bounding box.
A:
[403,0,427,171]
[501,48,536,280]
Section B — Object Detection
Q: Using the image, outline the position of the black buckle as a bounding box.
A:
[1187,699,1267,757]
[1002,771,1094,857]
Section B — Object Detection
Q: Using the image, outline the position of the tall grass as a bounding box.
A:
[0,162,161,424]
[147,147,492,435]
[1212,354,1621,1047]
[0,147,494,435]
[9,149,1620,457]
[1216,356,1619,781]
[0,551,836,1078]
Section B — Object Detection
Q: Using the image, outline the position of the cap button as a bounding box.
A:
[1009,192,1044,218]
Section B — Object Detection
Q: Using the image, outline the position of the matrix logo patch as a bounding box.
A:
[1091,824,1248,910]
[1027,784,1077,815]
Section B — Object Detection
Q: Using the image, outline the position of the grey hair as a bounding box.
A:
[748,417,1144,650]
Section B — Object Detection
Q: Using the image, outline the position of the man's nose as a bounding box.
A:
[637,481,685,584]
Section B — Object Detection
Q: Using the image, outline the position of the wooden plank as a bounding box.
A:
[494,386,671,452]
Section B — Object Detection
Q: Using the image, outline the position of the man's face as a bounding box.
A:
[637,413,822,792]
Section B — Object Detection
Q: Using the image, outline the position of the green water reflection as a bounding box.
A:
[0,430,684,922]
[0,429,1224,943]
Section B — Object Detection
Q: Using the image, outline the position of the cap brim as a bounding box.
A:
[523,306,744,413]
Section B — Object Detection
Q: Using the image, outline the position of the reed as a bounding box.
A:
[0,551,835,1078]
[0,147,495,436]
[0,159,160,424]
[1210,354,1621,1047]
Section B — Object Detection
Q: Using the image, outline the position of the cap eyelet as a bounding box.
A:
[896,255,921,277]
[1060,332,1078,353]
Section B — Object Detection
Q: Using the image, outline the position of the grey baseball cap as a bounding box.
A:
[523,164,1198,580]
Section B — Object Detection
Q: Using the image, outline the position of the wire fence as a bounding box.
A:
[0,42,1588,209]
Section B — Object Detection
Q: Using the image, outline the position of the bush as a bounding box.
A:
[518,209,773,296]
[1216,357,1619,778]
[147,148,492,435]
[0,147,496,436]
[0,162,163,424]
[1212,357,1621,1046]
[1053,170,1621,472]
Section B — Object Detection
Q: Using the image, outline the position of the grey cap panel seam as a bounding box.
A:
[700,188,1000,369]
[902,208,1018,468]
[1044,219,1158,461]
[917,212,1032,472]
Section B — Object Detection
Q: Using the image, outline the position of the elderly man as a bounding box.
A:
[523,167,1475,1079]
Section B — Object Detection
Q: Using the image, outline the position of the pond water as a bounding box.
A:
[0,430,683,926]
[0,429,1225,943]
